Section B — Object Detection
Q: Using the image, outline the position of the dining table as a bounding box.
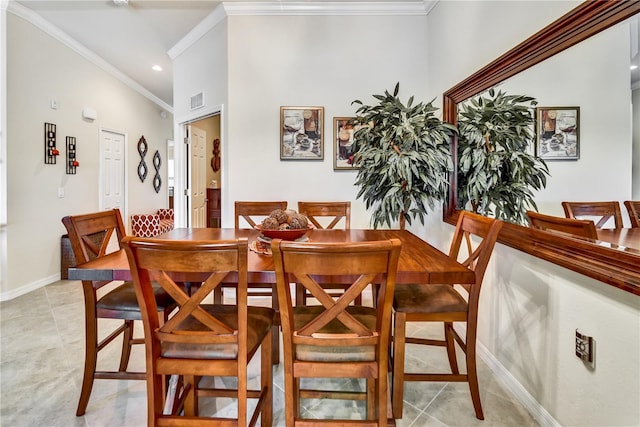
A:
[68,227,475,425]
[596,228,640,254]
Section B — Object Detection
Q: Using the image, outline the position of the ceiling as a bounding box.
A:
[12,0,433,111]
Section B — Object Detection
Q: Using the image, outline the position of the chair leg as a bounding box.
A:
[213,286,223,304]
[184,375,198,417]
[465,330,484,420]
[118,320,134,371]
[77,292,98,416]
[391,311,406,419]
[271,286,280,365]
[284,369,296,426]
[261,329,273,427]
[295,282,306,306]
[444,322,459,375]
[366,378,375,420]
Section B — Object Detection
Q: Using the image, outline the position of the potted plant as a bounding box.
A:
[456,88,550,225]
[351,83,457,229]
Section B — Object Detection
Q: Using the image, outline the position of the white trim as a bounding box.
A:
[224,1,434,16]
[168,4,228,60]
[476,341,560,427]
[168,1,437,59]
[6,2,173,113]
[0,0,7,297]
[0,273,60,302]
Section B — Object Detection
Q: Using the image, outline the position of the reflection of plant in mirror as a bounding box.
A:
[351,83,457,229]
[457,89,550,225]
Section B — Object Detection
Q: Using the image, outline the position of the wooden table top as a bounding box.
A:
[68,228,475,285]
[596,228,640,255]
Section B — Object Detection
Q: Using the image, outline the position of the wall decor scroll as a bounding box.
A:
[153,150,162,193]
[66,136,79,174]
[211,138,220,172]
[137,136,148,182]
[44,122,59,164]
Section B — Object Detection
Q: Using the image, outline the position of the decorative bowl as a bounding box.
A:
[254,225,312,241]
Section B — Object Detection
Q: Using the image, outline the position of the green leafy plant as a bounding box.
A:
[457,88,550,225]
[351,83,457,229]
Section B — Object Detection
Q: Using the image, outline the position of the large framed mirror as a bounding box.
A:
[442,1,640,295]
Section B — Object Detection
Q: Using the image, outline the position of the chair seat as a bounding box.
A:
[161,305,275,359]
[97,282,175,319]
[394,284,468,314]
[293,305,377,362]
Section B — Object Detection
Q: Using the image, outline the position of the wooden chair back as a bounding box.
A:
[122,237,273,426]
[561,201,623,229]
[272,238,402,426]
[449,211,504,296]
[527,210,598,240]
[624,201,640,228]
[298,201,351,229]
[62,209,126,289]
[62,208,125,271]
[234,201,287,229]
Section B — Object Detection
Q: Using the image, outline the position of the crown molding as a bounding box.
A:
[168,3,227,60]
[168,0,437,59]
[224,1,435,16]
[6,2,173,113]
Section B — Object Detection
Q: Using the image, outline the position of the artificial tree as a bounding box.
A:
[456,88,550,225]
[351,83,457,229]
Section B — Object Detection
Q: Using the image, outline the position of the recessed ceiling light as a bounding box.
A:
[152,65,163,72]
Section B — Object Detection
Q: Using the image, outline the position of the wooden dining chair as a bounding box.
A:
[296,201,356,305]
[224,200,287,364]
[61,209,176,416]
[272,238,402,427]
[624,201,640,228]
[391,211,502,420]
[527,210,598,240]
[561,201,623,229]
[122,237,274,427]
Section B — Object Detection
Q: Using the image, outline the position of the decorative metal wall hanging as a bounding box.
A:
[137,136,148,182]
[211,138,221,172]
[44,123,59,164]
[153,150,162,193]
[66,136,79,174]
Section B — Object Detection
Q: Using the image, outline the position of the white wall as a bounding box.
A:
[428,2,640,426]
[174,13,430,229]
[2,13,173,299]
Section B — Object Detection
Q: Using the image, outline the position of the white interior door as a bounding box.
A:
[100,129,126,214]
[189,125,207,227]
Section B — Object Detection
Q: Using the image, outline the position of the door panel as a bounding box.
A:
[190,125,207,227]
[100,130,125,212]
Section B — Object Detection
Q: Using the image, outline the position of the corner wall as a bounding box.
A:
[3,12,173,299]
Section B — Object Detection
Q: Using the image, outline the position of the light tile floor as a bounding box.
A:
[1,280,539,427]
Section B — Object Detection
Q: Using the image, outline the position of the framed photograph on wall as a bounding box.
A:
[333,117,373,170]
[280,106,324,160]
[535,106,580,160]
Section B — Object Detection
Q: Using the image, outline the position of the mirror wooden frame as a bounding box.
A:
[442,1,640,295]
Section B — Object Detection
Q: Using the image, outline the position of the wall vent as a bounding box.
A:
[190,92,204,110]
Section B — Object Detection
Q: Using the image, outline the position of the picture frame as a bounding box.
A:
[535,106,580,160]
[333,117,359,170]
[280,106,324,160]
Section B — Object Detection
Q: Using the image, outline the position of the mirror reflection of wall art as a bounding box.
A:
[535,107,580,160]
[280,106,324,160]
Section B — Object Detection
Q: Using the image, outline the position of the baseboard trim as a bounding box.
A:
[0,273,60,301]
[476,340,561,427]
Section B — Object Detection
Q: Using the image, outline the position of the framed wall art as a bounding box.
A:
[535,106,580,160]
[280,106,324,160]
[333,117,369,170]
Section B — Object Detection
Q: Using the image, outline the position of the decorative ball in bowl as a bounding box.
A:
[254,225,312,241]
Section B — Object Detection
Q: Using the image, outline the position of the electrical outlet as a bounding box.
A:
[575,329,595,367]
